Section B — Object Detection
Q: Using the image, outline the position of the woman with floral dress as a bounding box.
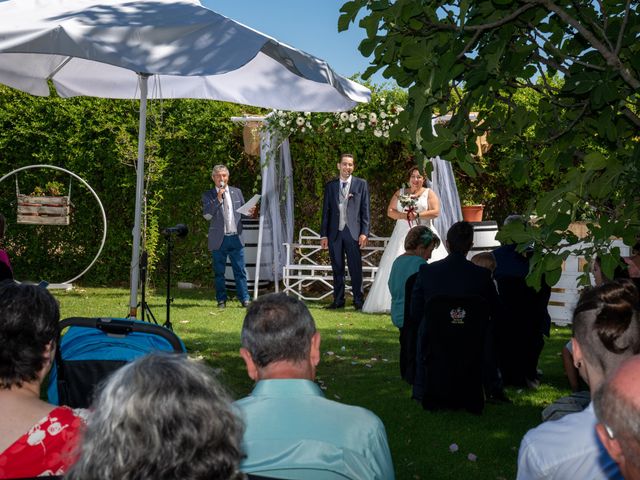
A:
[0,282,86,478]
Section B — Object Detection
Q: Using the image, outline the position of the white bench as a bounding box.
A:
[548,253,587,326]
[549,240,630,326]
[282,227,390,301]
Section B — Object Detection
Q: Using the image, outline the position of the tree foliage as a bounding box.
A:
[340,0,640,285]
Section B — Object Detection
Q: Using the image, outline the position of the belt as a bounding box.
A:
[225,232,238,236]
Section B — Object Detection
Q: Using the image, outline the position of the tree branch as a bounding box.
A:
[528,26,606,73]
[512,79,590,110]
[570,0,614,52]
[533,60,560,95]
[546,102,589,142]
[596,0,607,30]
[425,2,538,33]
[457,29,482,60]
[531,52,571,76]
[621,107,640,129]
[616,0,632,55]
[540,0,640,90]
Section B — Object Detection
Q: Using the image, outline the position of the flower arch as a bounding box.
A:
[265,89,405,140]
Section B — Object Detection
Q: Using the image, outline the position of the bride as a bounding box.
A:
[362,167,448,313]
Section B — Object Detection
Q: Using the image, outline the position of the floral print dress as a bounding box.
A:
[0,406,85,478]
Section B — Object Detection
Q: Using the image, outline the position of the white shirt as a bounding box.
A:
[216,186,236,234]
[517,403,621,480]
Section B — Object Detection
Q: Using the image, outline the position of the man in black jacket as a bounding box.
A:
[410,221,505,403]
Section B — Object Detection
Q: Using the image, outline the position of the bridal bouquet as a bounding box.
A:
[398,192,418,227]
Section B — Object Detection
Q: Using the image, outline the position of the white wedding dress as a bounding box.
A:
[362,188,448,313]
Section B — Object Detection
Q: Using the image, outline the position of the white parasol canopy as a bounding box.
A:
[0,0,370,315]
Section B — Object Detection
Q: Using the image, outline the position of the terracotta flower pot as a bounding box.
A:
[461,204,484,222]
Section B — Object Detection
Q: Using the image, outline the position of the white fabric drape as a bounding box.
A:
[431,155,462,240]
[253,128,294,298]
[430,116,463,239]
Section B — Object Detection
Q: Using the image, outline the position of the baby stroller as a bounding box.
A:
[48,316,186,408]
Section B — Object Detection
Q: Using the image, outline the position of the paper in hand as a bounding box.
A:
[236,194,261,216]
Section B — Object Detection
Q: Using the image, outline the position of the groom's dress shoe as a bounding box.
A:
[325,302,345,309]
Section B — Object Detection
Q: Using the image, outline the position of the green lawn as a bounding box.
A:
[52,287,574,480]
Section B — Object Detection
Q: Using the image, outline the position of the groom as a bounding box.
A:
[320,153,370,310]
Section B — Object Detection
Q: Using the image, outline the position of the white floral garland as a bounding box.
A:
[266,95,405,140]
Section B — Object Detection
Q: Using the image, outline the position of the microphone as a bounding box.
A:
[220,180,226,199]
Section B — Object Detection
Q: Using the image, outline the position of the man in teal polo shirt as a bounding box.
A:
[235,293,395,480]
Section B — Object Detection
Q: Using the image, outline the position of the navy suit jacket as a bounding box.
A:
[410,252,502,326]
[320,176,370,242]
[202,186,246,251]
[493,244,552,336]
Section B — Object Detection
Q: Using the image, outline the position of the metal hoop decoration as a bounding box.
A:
[0,164,107,285]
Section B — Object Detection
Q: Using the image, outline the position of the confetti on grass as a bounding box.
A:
[467,453,477,462]
[449,444,459,453]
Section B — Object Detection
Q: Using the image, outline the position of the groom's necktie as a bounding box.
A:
[339,181,349,231]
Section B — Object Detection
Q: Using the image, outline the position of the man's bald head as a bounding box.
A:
[608,356,640,407]
[594,355,640,479]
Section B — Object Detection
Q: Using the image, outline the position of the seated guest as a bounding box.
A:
[388,225,440,330]
[235,293,395,479]
[66,353,244,480]
[561,255,634,391]
[390,226,440,383]
[594,355,640,480]
[517,280,640,479]
[0,281,85,478]
[493,215,551,388]
[410,221,505,402]
[471,251,496,274]
[0,214,13,281]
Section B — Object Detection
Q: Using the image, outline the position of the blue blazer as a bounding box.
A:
[320,176,370,242]
[202,186,246,251]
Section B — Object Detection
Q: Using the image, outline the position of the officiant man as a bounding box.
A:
[320,153,370,310]
[202,164,253,309]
